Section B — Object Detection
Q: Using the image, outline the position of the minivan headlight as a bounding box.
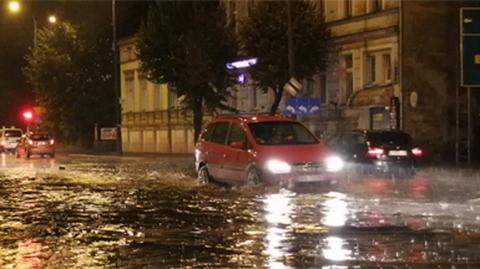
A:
[266,160,291,174]
[325,156,344,172]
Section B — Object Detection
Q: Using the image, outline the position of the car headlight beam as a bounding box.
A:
[266,159,291,174]
[325,156,344,172]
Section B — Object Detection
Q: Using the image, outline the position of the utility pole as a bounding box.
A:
[286,0,294,77]
[112,0,122,154]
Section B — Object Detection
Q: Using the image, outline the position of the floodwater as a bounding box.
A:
[0,153,479,268]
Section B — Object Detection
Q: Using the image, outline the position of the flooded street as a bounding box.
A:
[0,153,479,268]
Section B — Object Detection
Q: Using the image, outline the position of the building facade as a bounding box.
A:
[119,1,478,158]
[118,36,195,153]
[224,0,479,159]
[223,0,400,135]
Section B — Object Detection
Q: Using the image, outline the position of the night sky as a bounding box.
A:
[0,0,150,127]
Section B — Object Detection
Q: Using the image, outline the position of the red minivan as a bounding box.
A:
[195,115,344,185]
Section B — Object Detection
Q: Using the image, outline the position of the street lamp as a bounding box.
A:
[48,15,57,24]
[7,1,58,46]
[7,0,20,13]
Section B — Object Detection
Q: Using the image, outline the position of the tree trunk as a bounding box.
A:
[270,85,283,115]
[192,95,204,144]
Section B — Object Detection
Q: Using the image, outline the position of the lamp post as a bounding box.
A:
[112,0,122,154]
[6,1,57,47]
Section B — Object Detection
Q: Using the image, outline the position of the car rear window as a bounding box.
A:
[5,130,22,137]
[367,132,412,146]
[30,134,50,141]
[248,121,318,145]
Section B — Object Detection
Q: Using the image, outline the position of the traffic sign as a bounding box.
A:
[283,77,302,96]
[460,8,480,87]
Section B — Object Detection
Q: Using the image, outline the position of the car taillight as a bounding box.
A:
[50,139,54,145]
[28,140,33,145]
[411,147,423,157]
[367,147,384,157]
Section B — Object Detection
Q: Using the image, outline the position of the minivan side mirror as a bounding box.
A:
[230,140,245,149]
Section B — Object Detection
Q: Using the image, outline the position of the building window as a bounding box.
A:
[124,71,134,112]
[153,84,161,111]
[346,73,353,101]
[383,54,391,82]
[344,0,352,18]
[169,89,177,109]
[319,74,327,104]
[305,78,315,97]
[373,0,382,12]
[366,55,376,85]
[228,0,236,25]
[138,74,148,111]
[344,54,353,102]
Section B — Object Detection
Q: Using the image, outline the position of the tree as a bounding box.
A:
[24,22,114,145]
[239,1,330,114]
[137,1,237,142]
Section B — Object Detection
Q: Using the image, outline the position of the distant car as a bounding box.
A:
[0,127,23,154]
[326,130,423,176]
[16,132,55,159]
[195,114,344,186]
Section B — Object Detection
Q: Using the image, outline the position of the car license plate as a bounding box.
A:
[389,150,407,156]
[39,142,46,145]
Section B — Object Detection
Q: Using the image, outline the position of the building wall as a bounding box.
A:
[322,1,400,134]
[220,0,402,135]
[118,37,195,153]
[401,1,459,158]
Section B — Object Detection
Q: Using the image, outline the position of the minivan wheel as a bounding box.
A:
[197,165,210,184]
[246,168,261,185]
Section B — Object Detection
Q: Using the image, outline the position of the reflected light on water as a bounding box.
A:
[263,190,295,269]
[321,192,348,227]
[16,239,45,269]
[322,236,352,261]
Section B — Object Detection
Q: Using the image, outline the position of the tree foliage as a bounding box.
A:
[239,1,330,114]
[137,1,237,142]
[24,22,114,145]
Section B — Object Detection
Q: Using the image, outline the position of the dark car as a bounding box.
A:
[195,114,344,186]
[16,132,55,159]
[326,130,423,176]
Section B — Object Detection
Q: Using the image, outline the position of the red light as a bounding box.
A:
[50,139,54,145]
[367,147,384,157]
[22,111,34,122]
[412,147,423,157]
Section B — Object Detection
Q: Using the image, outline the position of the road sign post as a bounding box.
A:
[457,8,480,164]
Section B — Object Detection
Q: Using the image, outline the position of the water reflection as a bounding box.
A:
[16,239,46,269]
[322,236,351,262]
[320,192,352,262]
[321,192,348,227]
[263,189,295,269]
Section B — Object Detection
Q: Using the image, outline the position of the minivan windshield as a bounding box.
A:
[248,121,318,145]
[5,130,22,138]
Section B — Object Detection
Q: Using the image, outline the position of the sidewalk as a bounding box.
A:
[56,144,193,159]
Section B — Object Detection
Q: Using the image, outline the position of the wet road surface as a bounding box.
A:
[0,153,479,268]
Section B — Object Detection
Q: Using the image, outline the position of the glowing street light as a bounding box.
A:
[7,0,20,13]
[22,111,33,122]
[48,15,57,24]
